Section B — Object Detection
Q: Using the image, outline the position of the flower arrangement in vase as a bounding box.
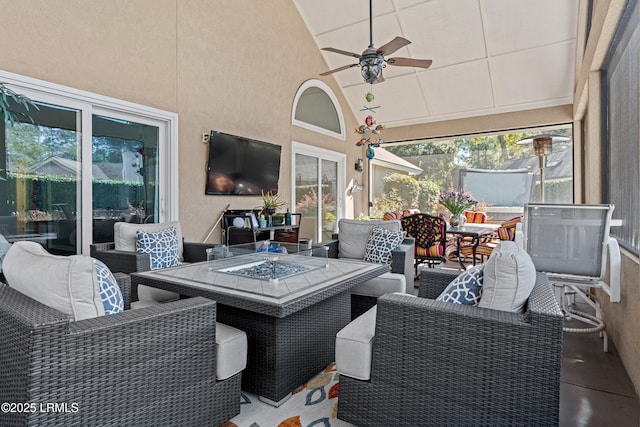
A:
[439,189,478,227]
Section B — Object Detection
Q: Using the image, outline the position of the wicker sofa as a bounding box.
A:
[337,269,564,426]
[0,274,242,426]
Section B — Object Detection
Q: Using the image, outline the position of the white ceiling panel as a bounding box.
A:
[481,0,579,57]
[293,0,578,128]
[491,40,576,107]
[418,60,494,116]
[343,75,430,125]
[399,0,486,67]
[293,0,395,36]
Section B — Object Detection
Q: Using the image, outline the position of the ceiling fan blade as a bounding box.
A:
[387,57,433,69]
[321,47,361,58]
[319,63,359,76]
[373,73,385,84]
[377,36,411,56]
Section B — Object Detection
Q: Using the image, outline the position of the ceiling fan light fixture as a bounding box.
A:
[360,55,384,84]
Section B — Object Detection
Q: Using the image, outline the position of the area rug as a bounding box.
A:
[222,363,353,427]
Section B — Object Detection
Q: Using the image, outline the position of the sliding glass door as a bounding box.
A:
[0,72,176,255]
[292,142,344,244]
[1,100,82,254]
[91,113,160,244]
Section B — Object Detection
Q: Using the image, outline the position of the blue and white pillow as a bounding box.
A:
[94,260,124,315]
[363,226,406,265]
[436,265,484,305]
[136,227,179,270]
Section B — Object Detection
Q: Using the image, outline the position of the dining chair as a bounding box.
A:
[401,213,447,275]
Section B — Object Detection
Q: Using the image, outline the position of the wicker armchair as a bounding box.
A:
[323,219,414,318]
[338,269,564,426]
[0,275,241,426]
[90,241,214,274]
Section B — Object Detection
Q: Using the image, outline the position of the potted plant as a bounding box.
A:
[324,212,336,231]
[261,190,284,217]
[271,213,285,226]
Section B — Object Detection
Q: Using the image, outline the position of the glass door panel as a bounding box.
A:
[1,101,81,255]
[321,159,338,241]
[92,115,159,243]
[294,153,340,243]
[295,153,319,242]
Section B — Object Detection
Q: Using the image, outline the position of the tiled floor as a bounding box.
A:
[559,314,640,426]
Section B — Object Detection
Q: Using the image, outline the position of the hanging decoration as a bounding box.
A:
[360,91,381,113]
[355,114,385,160]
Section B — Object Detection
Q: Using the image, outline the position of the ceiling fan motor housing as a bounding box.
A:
[360,49,385,84]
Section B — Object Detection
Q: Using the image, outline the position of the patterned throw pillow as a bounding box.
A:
[94,260,124,315]
[363,226,406,265]
[136,227,179,270]
[436,265,484,305]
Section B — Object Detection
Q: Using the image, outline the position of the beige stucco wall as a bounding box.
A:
[574,0,640,394]
[0,0,364,243]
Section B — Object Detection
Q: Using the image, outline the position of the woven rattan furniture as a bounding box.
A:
[131,252,387,406]
[325,219,414,319]
[90,240,214,274]
[337,268,564,426]
[0,274,241,426]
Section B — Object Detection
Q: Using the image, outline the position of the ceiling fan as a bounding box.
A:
[320,0,432,84]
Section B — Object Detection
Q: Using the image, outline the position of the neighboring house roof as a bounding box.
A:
[26,156,110,179]
[498,149,573,180]
[371,148,423,175]
[24,156,141,182]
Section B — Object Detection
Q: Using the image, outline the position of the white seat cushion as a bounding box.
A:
[216,322,248,380]
[114,221,184,261]
[350,272,406,297]
[336,305,377,380]
[136,284,180,304]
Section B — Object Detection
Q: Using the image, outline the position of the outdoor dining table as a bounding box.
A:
[447,223,501,269]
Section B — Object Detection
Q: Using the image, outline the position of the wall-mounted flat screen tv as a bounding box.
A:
[206,131,281,195]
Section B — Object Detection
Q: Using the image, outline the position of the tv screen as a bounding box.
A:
[206,131,281,195]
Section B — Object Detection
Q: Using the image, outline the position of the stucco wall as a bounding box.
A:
[0,0,363,242]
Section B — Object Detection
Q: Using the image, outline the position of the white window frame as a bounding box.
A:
[292,79,346,140]
[0,70,179,254]
[291,141,346,242]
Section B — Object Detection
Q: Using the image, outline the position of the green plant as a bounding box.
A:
[324,212,336,222]
[0,83,39,127]
[261,190,284,210]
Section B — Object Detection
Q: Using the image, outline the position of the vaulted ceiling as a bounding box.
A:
[293,0,579,128]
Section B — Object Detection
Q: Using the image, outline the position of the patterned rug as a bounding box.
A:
[222,363,353,427]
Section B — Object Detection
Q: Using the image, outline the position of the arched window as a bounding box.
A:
[292,80,345,140]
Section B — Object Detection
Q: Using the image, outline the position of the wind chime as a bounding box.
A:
[356,91,385,159]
